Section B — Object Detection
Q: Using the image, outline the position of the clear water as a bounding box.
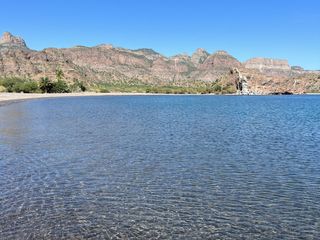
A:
[0,95,319,239]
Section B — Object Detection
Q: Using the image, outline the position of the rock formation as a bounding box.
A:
[0,32,27,48]
[191,48,209,65]
[291,66,304,71]
[201,50,241,71]
[243,58,291,78]
[0,32,319,94]
[232,68,249,95]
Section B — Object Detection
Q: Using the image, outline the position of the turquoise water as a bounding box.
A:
[0,95,319,239]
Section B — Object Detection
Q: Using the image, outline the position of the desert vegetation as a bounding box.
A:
[0,77,236,94]
[0,69,87,94]
[93,81,235,94]
[0,77,84,93]
[0,67,237,94]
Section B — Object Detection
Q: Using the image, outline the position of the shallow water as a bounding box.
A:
[0,95,319,239]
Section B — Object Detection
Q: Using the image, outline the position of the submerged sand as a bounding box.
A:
[0,92,152,106]
[2,92,314,107]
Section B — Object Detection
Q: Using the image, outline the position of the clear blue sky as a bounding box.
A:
[1,0,319,69]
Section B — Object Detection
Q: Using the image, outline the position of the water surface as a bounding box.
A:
[0,95,319,239]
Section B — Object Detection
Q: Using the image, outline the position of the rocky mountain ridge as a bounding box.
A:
[0,32,319,94]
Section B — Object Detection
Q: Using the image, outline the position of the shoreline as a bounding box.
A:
[0,92,217,106]
[0,92,319,107]
[0,92,157,107]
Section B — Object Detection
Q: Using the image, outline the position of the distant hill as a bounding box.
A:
[0,32,319,94]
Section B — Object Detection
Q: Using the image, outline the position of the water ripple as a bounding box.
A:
[0,95,320,239]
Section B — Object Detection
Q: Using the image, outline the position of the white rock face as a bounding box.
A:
[244,58,290,71]
[233,68,250,95]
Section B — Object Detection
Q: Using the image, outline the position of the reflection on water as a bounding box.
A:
[0,96,320,239]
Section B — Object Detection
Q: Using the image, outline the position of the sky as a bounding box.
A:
[1,0,319,69]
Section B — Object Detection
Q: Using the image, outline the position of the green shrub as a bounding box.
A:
[51,80,70,93]
[24,82,39,93]
[39,77,71,93]
[0,85,7,92]
[39,77,54,93]
[12,81,39,93]
[222,85,236,94]
[99,88,110,93]
[0,77,39,93]
[70,80,86,92]
[56,69,64,81]
[0,77,21,92]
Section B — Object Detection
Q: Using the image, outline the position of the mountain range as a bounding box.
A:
[0,32,319,94]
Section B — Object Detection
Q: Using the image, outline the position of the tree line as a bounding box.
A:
[0,69,86,93]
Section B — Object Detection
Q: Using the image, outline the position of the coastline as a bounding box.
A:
[1,92,319,107]
[0,92,157,107]
[0,92,218,106]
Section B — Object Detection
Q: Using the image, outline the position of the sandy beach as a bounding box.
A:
[0,92,153,106]
[0,92,221,107]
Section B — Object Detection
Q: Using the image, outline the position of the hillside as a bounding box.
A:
[0,32,319,94]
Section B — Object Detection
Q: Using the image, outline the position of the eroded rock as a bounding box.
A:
[0,32,27,48]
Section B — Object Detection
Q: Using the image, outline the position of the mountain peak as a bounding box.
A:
[201,50,241,70]
[0,32,27,47]
[194,48,207,53]
[191,48,209,65]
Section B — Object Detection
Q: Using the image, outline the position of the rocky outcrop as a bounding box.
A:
[201,50,242,71]
[132,48,160,61]
[191,48,209,65]
[0,32,27,48]
[232,68,249,95]
[187,51,243,82]
[0,32,319,94]
[291,66,304,71]
[244,58,291,72]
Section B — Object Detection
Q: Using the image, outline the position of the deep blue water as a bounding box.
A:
[0,95,319,239]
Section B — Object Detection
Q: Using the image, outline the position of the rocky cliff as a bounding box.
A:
[0,32,319,94]
[244,58,291,72]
